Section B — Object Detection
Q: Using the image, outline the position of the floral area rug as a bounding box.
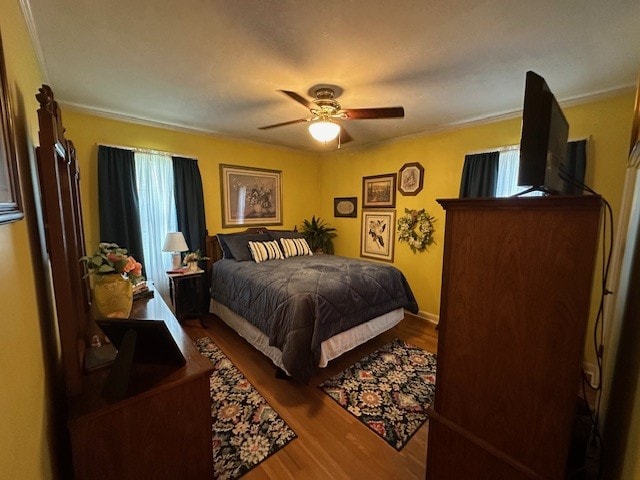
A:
[195,337,297,479]
[319,338,436,450]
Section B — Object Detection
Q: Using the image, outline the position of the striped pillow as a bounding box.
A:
[248,240,284,263]
[280,237,313,258]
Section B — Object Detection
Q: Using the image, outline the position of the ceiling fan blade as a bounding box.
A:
[340,126,353,144]
[258,118,308,130]
[279,90,313,109]
[343,106,405,120]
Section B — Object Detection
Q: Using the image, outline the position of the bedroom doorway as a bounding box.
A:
[598,77,640,477]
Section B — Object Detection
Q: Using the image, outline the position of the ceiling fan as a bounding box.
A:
[258,86,405,144]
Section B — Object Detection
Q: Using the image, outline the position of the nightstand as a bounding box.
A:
[167,269,207,327]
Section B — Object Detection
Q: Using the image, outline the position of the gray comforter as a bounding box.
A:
[210,254,418,382]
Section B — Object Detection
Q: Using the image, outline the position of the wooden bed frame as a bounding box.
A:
[203,227,406,379]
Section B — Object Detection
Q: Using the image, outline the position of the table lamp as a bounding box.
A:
[162,232,189,270]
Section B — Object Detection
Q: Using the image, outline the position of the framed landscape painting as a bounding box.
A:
[0,34,22,225]
[220,164,282,227]
[362,173,396,208]
[361,209,396,262]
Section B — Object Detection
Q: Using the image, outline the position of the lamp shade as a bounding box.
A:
[162,232,189,252]
[308,121,340,142]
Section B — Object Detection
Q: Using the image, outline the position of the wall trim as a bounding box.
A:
[327,84,637,153]
[59,102,311,156]
[19,0,50,83]
[599,140,640,428]
[52,83,635,156]
[405,309,439,325]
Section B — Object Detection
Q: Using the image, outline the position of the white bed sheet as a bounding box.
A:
[210,299,403,376]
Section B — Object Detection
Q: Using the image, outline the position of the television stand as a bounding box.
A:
[426,196,601,479]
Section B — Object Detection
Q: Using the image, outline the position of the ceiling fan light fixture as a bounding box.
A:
[308,120,340,142]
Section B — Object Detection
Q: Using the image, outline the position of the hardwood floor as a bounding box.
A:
[181,313,438,480]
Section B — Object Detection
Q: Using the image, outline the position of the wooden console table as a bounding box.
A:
[68,285,214,479]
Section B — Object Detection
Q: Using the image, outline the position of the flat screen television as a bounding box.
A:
[517,70,570,194]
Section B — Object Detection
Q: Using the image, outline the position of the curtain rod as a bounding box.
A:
[466,136,590,157]
[466,144,519,156]
[97,143,197,160]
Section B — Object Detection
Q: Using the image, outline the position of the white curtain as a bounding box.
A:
[134,152,177,304]
[496,149,543,197]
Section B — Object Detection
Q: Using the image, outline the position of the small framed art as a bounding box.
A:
[220,164,282,227]
[0,34,23,225]
[362,173,396,208]
[333,197,357,218]
[398,162,424,196]
[361,209,396,262]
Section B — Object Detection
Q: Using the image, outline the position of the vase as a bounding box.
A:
[188,261,198,272]
[253,204,263,214]
[91,274,133,318]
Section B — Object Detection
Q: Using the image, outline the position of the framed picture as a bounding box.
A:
[220,164,282,227]
[398,162,424,196]
[333,197,357,218]
[361,209,396,263]
[0,34,23,225]
[362,173,396,208]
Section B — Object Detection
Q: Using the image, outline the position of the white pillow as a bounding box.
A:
[248,240,284,263]
[280,237,313,258]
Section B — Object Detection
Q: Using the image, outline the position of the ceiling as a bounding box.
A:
[24,0,640,152]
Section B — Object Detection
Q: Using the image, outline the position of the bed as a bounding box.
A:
[204,228,418,382]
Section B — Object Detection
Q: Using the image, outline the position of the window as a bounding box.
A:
[134,152,178,301]
[495,147,543,198]
[98,145,206,305]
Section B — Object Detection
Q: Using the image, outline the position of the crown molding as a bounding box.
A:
[19,0,49,83]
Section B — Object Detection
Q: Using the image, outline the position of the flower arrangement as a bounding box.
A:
[80,242,144,285]
[397,208,436,253]
[183,249,210,265]
[247,185,272,209]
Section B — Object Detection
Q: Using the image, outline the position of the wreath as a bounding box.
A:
[397,208,436,253]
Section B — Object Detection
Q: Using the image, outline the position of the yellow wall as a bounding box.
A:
[320,92,634,359]
[319,118,527,317]
[61,112,321,252]
[0,0,55,478]
[1,0,638,476]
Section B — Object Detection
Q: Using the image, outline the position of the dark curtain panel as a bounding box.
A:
[98,146,145,267]
[562,140,587,194]
[172,156,207,253]
[459,151,500,198]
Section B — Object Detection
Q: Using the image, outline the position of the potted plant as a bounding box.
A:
[300,216,337,254]
[80,243,144,318]
[183,250,210,271]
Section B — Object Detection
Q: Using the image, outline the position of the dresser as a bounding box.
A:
[68,286,214,479]
[35,85,213,479]
[426,196,601,480]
